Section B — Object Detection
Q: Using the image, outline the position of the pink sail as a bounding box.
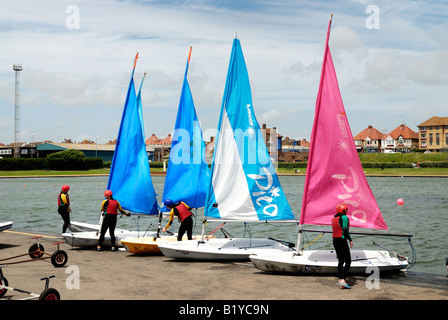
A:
[300,17,388,230]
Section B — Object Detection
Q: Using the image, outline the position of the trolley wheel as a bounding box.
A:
[28,243,44,259]
[39,288,60,300]
[0,277,8,298]
[51,250,68,268]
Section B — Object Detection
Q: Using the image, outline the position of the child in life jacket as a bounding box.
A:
[97,190,130,251]
[162,199,194,241]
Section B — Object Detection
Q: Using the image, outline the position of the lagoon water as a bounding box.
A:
[1,175,447,275]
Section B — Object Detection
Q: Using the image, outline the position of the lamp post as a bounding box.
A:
[13,64,23,158]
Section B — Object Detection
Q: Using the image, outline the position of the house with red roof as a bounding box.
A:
[145,133,162,145]
[353,125,385,153]
[145,133,172,162]
[382,124,419,153]
[354,124,418,153]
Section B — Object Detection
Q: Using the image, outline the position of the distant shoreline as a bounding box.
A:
[1,171,447,178]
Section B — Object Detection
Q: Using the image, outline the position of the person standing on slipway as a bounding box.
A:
[332,203,353,289]
[57,185,71,233]
[96,190,130,251]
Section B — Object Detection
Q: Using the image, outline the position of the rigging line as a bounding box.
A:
[243,222,253,246]
[407,237,417,269]
[301,232,325,251]
[221,228,233,238]
[192,208,199,234]
[207,222,226,236]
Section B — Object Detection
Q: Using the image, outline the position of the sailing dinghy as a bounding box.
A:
[0,221,13,232]
[250,15,413,275]
[121,47,213,254]
[158,36,297,261]
[62,54,158,248]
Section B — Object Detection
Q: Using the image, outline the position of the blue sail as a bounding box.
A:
[205,38,294,221]
[107,55,159,215]
[161,47,210,211]
[136,73,146,138]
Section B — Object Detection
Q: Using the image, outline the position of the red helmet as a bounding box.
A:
[61,185,70,192]
[104,190,113,197]
[336,203,348,214]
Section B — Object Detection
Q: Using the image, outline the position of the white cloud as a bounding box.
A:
[0,0,447,143]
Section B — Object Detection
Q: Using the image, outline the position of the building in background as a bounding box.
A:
[417,116,448,152]
[354,124,418,153]
[382,124,419,153]
[354,125,384,153]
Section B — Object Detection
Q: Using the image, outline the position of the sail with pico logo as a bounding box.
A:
[204,36,294,222]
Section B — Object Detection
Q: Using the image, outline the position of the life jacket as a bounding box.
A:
[173,202,193,222]
[332,215,346,238]
[58,192,70,207]
[104,199,119,215]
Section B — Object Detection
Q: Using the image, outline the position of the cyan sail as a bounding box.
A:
[107,54,159,215]
[205,37,294,221]
[162,47,210,211]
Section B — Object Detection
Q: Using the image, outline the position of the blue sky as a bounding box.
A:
[0,0,447,144]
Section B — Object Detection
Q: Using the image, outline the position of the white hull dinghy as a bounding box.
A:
[158,238,295,261]
[250,249,408,275]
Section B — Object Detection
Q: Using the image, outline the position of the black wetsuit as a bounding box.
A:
[332,213,352,280]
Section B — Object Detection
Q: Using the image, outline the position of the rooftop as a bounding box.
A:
[417,116,448,127]
[353,125,384,140]
[388,124,418,139]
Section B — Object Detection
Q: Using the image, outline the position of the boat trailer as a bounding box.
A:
[0,266,60,300]
[0,236,68,268]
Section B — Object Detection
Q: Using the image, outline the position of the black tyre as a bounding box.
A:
[39,288,60,300]
[28,243,44,259]
[51,250,68,268]
[0,277,8,298]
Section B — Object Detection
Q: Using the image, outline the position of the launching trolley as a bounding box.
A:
[0,266,60,300]
[0,236,68,268]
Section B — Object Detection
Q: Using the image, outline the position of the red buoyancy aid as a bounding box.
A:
[58,193,70,207]
[105,199,119,215]
[174,202,193,222]
[332,216,343,238]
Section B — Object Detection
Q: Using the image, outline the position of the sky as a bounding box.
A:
[0,0,447,145]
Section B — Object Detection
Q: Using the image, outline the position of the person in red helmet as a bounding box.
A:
[96,190,130,251]
[57,185,71,233]
[332,202,353,289]
[162,199,194,241]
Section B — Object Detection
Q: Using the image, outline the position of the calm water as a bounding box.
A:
[1,175,447,275]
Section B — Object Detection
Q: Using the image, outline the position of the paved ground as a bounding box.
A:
[1,228,447,313]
